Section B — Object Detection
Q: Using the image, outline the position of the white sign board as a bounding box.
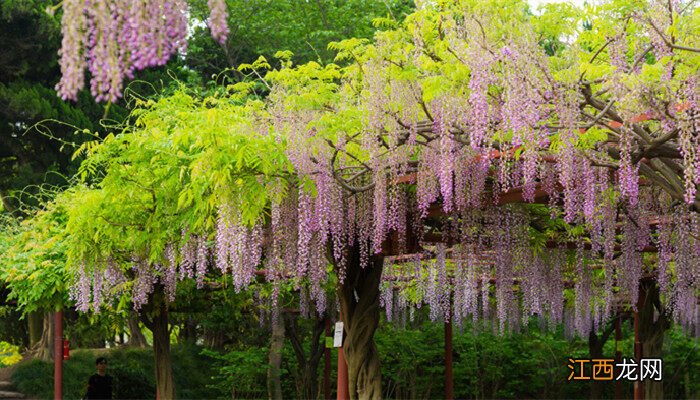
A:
[333,321,344,347]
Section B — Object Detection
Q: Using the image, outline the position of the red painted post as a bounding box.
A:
[337,346,349,400]
[337,314,349,400]
[615,316,622,400]
[54,310,63,400]
[324,317,331,399]
[445,318,454,400]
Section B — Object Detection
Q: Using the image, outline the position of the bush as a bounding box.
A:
[0,341,22,367]
[202,346,269,399]
[11,352,95,399]
[12,345,217,399]
[376,318,608,399]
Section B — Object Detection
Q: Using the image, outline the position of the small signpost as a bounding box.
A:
[333,322,344,347]
[335,319,348,400]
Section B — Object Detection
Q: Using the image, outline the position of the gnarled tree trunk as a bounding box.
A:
[33,312,54,361]
[284,311,326,399]
[639,279,668,400]
[588,316,620,400]
[127,312,148,347]
[141,286,176,400]
[268,305,285,400]
[338,248,383,400]
[27,311,42,348]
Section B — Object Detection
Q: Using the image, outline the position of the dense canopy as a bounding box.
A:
[2,0,698,399]
[59,0,699,332]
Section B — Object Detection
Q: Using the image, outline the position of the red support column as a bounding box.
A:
[337,314,349,400]
[324,317,331,399]
[337,344,349,400]
[54,310,63,400]
[445,318,454,400]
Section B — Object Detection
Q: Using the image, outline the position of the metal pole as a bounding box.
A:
[337,313,349,400]
[54,310,63,400]
[324,317,331,399]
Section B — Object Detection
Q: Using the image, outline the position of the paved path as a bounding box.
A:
[0,381,25,399]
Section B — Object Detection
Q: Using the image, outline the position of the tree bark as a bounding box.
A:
[177,316,198,345]
[141,287,176,400]
[33,312,53,361]
[588,319,617,400]
[338,248,383,400]
[638,280,668,400]
[127,312,148,347]
[284,312,326,399]
[27,310,42,348]
[268,307,285,400]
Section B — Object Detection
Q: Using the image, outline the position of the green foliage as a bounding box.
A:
[0,0,59,81]
[377,317,598,399]
[202,346,269,399]
[0,306,26,345]
[11,345,217,400]
[63,310,126,349]
[185,0,415,79]
[61,88,294,311]
[12,351,95,399]
[657,326,700,399]
[0,191,73,313]
[375,315,700,399]
[0,0,128,214]
[0,341,21,367]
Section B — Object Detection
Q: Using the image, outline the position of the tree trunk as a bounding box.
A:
[27,311,42,348]
[638,280,667,400]
[268,308,285,400]
[588,316,622,400]
[338,248,383,400]
[33,312,53,361]
[203,328,225,350]
[284,312,326,399]
[141,287,176,400]
[127,312,148,347]
[588,329,605,400]
[177,316,198,345]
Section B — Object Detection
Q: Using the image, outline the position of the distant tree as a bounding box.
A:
[185,0,415,78]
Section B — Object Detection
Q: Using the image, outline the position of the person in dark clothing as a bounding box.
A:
[84,357,113,400]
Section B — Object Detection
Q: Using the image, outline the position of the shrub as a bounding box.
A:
[12,345,217,399]
[0,341,22,367]
[202,346,269,399]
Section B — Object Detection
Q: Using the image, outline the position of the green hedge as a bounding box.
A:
[12,323,697,399]
[376,319,699,399]
[11,344,218,399]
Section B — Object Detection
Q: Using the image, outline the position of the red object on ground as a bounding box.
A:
[62,339,70,360]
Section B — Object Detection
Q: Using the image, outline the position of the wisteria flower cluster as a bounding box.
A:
[56,0,228,102]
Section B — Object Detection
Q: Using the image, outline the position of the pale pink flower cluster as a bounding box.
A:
[57,0,228,102]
